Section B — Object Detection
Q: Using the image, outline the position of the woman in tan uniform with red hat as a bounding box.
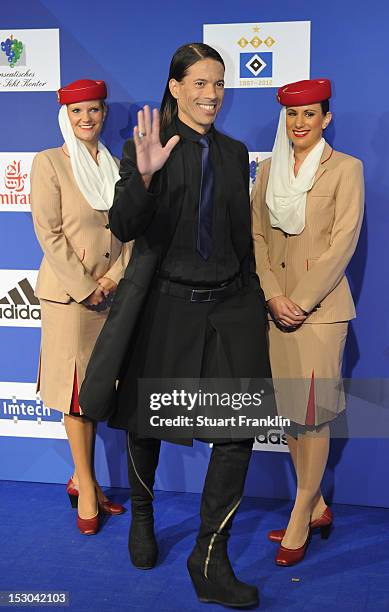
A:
[252,78,364,565]
[31,79,130,534]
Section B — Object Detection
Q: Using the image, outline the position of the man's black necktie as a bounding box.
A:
[197,135,214,261]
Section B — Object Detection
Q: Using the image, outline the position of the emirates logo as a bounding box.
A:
[4,160,27,192]
[0,156,31,208]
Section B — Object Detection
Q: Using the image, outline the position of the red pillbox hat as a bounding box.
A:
[277,79,331,106]
[57,79,107,104]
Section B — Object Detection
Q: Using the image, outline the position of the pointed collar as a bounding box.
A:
[313,142,333,184]
[175,117,215,143]
[320,142,333,165]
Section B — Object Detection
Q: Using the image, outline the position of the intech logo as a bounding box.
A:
[0,29,60,92]
[0,270,40,327]
[204,21,310,89]
[0,153,34,211]
[0,382,65,439]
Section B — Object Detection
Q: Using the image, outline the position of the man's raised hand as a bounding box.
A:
[134,105,180,182]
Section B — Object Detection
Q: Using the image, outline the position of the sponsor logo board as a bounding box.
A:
[203,21,310,88]
[0,29,60,91]
[0,153,35,211]
[0,382,65,439]
[0,270,40,327]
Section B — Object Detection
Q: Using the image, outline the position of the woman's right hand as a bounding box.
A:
[134,105,180,186]
[83,286,106,307]
[267,295,307,329]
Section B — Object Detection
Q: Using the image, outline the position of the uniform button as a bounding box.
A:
[104,252,110,258]
[105,223,110,229]
[281,262,286,268]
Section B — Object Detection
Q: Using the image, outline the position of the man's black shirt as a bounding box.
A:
[158,118,240,286]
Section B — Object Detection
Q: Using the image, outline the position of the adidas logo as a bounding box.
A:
[0,277,40,321]
[255,429,288,446]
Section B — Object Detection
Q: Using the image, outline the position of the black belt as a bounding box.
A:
[156,276,243,303]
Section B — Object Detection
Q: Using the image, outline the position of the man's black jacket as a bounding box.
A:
[79,124,258,421]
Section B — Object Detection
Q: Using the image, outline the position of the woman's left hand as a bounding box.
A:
[267,295,306,330]
[97,276,117,297]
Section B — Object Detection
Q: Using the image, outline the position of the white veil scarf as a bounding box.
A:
[58,105,120,211]
[266,107,326,235]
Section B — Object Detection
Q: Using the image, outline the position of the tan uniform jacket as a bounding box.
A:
[251,144,364,323]
[30,146,131,304]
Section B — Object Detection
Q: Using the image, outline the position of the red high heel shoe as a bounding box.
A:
[275,531,310,566]
[77,508,99,535]
[268,506,333,543]
[66,477,125,515]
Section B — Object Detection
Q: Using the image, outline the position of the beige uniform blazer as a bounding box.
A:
[30,146,130,304]
[251,144,364,323]
[30,146,131,413]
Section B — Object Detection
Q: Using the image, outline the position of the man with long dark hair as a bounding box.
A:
[80,43,271,608]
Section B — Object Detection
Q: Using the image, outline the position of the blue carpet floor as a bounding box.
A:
[1,481,389,611]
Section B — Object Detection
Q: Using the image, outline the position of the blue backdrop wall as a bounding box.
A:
[1,0,388,508]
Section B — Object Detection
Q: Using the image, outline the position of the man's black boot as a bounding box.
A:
[127,433,161,569]
[187,439,259,608]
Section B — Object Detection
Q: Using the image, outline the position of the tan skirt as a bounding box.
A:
[268,321,348,426]
[37,299,109,414]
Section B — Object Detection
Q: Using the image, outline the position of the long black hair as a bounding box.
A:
[160,43,225,135]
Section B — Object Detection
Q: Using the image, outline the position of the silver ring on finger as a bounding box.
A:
[138,131,145,139]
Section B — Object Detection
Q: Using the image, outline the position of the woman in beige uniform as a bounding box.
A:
[31,79,130,535]
[251,79,364,565]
